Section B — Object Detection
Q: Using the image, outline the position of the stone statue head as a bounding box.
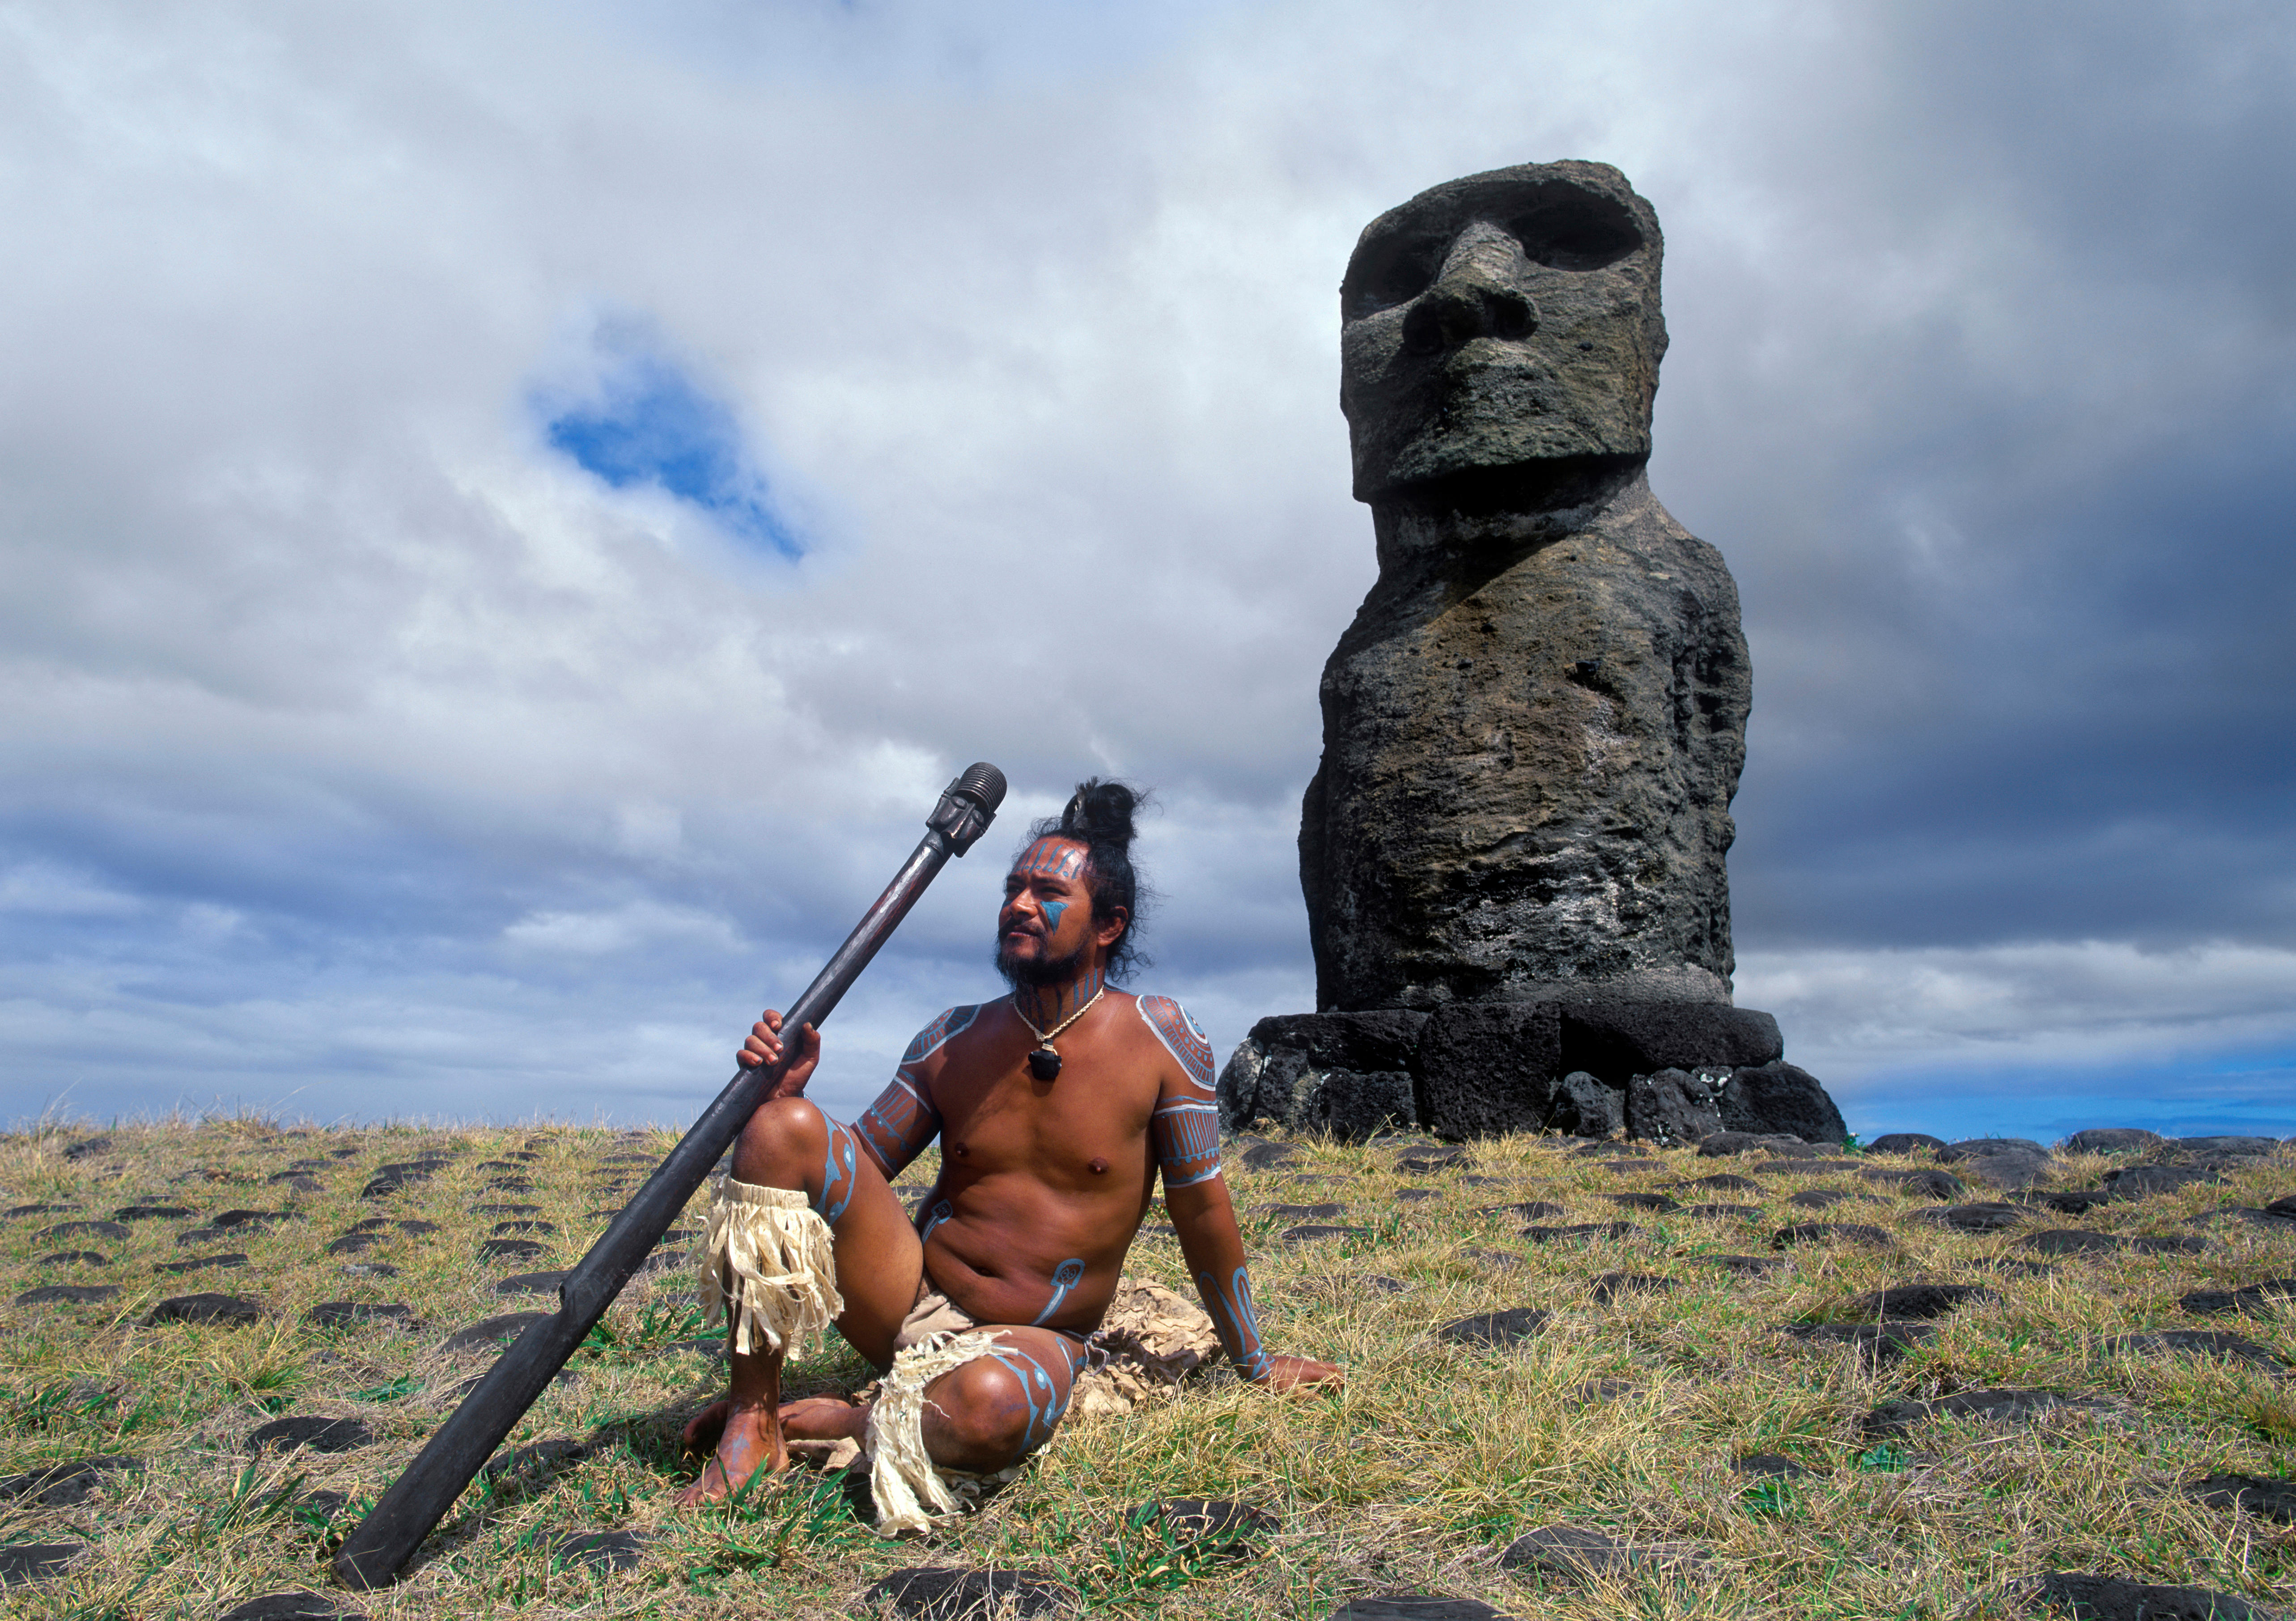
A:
[1339,161,1666,504]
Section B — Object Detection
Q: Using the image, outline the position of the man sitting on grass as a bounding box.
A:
[678,778,1341,1529]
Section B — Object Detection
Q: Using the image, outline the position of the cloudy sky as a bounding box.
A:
[2,1,2291,1144]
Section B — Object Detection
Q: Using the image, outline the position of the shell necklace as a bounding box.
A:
[1012,985,1104,1081]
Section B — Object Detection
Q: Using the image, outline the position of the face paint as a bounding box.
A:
[1015,838,1087,882]
[1040,899,1067,932]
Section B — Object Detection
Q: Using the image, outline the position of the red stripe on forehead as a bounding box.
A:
[1015,837,1088,881]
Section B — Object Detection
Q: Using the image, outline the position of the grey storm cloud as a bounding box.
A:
[0,0,2290,1139]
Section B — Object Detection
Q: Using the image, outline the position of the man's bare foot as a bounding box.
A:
[778,1394,868,1443]
[675,1399,788,1507]
[1254,1354,1345,1394]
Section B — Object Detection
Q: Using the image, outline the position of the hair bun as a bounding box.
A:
[1060,778,1138,848]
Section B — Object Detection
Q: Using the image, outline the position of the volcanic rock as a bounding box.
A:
[866,1568,1073,1619]
[1780,1322,1935,1366]
[1498,1524,1706,1583]
[2029,1572,2264,1621]
[146,1294,263,1326]
[217,1593,365,1620]
[1437,1308,1549,1347]
[36,1219,127,1243]
[2178,1277,2296,1317]
[550,1531,646,1572]
[1844,1284,1997,1320]
[16,1284,119,1305]
[2187,1474,2296,1524]
[1865,1389,2115,1434]
[1771,1222,1893,1249]
[1215,1010,1426,1139]
[2063,1129,2164,1154]
[1625,1068,1723,1145]
[304,1302,413,1331]
[249,1417,373,1454]
[1326,1602,1512,1621]
[0,1456,140,1508]
[0,1542,82,1585]
[1866,1133,1946,1154]
[2098,1330,2283,1368]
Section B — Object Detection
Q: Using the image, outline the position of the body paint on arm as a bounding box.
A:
[1196,1265,1273,1382]
[854,1005,974,1175]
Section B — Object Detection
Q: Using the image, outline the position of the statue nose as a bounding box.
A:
[1401,226,1537,355]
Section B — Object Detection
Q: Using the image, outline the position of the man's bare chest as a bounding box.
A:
[930,1023,1161,1188]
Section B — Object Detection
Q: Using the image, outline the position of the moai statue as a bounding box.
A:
[1220,161,1842,1146]
[1303,159,1748,1012]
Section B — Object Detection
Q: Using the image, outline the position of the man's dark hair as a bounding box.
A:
[1027,777,1153,982]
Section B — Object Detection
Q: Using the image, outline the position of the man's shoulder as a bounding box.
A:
[901,1002,988,1066]
[1128,993,1215,1088]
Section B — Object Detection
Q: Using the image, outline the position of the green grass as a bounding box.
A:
[0,1118,2291,1618]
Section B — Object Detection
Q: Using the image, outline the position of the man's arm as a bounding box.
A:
[849,1005,976,1181]
[1141,997,1342,1393]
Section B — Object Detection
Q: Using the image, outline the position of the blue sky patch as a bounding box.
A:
[544,350,800,558]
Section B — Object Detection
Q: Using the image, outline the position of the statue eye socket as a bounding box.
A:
[1342,233,1444,319]
[1509,198,1642,271]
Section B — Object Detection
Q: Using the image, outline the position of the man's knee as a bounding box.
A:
[929,1355,1062,1468]
[732,1095,827,1183]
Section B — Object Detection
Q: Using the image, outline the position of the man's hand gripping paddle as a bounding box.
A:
[331,764,1006,1589]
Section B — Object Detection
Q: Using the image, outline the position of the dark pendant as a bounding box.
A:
[1027,1047,1062,1081]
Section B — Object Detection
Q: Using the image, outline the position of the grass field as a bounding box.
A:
[0,1119,2291,1619]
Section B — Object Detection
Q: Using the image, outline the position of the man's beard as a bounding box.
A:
[995,928,1088,989]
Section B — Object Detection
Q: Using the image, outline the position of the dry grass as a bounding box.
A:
[0,1117,2292,1619]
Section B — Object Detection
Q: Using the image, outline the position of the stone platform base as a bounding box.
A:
[1216,998,1845,1146]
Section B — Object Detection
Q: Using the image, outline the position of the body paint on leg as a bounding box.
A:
[986,1337,1084,1460]
[814,1121,861,1226]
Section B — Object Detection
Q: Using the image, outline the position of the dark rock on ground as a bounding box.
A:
[326,1235,379,1256]
[2131,1234,2208,1255]
[1865,1389,2114,1434]
[2178,1278,2296,1317]
[491,1220,556,1235]
[1949,1150,2054,1192]
[2102,1166,2218,1198]
[1863,1168,1965,1200]
[2030,1571,2264,1621]
[441,1312,549,1354]
[1396,1188,1441,1203]
[2063,1129,2164,1154]
[115,1204,194,1220]
[305,1302,413,1330]
[1549,1071,1623,1138]
[1131,1498,1280,1555]
[161,1254,248,1274]
[1719,1062,1847,1145]
[482,1439,590,1496]
[1395,1146,1466,1171]
[3,1203,79,1218]
[1845,1284,1997,1320]
[480,1239,546,1261]
[1589,1272,1675,1303]
[1437,1308,1549,1347]
[1625,1068,1723,1146]
[496,1271,569,1296]
[1498,1524,1706,1582]
[41,1250,110,1266]
[1866,1133,1947,1154]
[0,1456,140,1508]
[1258,1202,1346,1219]
[1216,1010,1427,1139]
[249,1417,373,1454]
[1480,1201,1564,1220]
[1684,1172,1760,1191]
[2039,1191,2117,1215]
[1326,1600,1513,1621]
[551,1530,646,1572]
[2099,1330,2283,1368]
[1772,1223,1893,1249]
[147,1294,263,1327]
[2169,1136,2281,1158]
[2187,1474,2296,1524]
[865,1566,1073,1619]
[1524,1222,1637,1243]
[1942,1138,2048,1160]
[0,1542,82,1585]
[1732,1453,1810,1478]
[1760,1157,1861,1173]
[1787,1189,1857,1209]
[1688,1203,1761,1218]
[1780,1322,1935,1366]
[1698,1131,1811,1158]
[16,1284,120,1305]
[213,1209,297,1230]
[1920,1203,2028,1233]
[1240,1141,1300,1171]
[60,1136,113,1160]
[1705,1254,1782,1276]
[1282,1225,1369,1243]
[216,1592,365,1620]
[484,1180,536,1193]
[395,1219,440,1235]
[337,1263,397,1278]
[177,1226,229,1245]
[1607,1192,1680,1212]
[473,1204,541,1217]
[1411,1005,1563,1139]
[36,1219,129,1243]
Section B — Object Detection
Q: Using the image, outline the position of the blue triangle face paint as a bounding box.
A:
[1040,900,1067,931]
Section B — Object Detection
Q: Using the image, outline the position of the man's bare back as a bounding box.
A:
[677,781,1339,1520]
